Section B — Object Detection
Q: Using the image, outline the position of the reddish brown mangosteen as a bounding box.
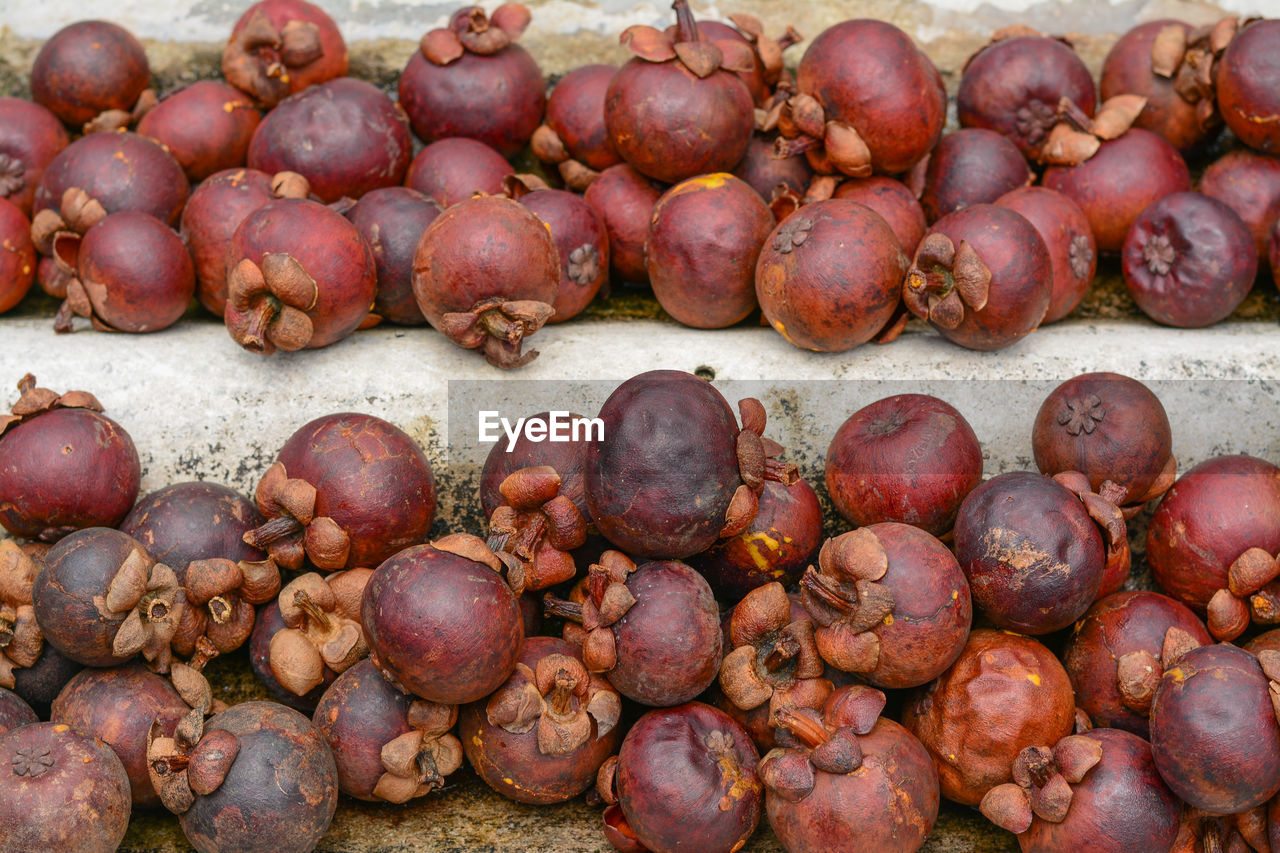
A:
[1099,20,1228,153]
[399,4,544,156]
[598,702,761,853]
[904,630,1077,805]
[136,81,260,182]
[1033,372,1175,513]
[0,688,35,735]
[756,198,908,352]
[314,658,462,803]
[33,131,188,228]
[919,129,1032,223]
[181,168,308,317]
[1150,644,1280,813]
[692,477,823,601]
[583,163,664,285]
[0,374,140,542]
[1122,191,1256,328]
[760,687,939,853]
[956,471,1130,633]
[148,700,338,853]
[404,137,514,209]
[800,525,972,689]
[480,411,592,522]
[246,412,436,572]
[904,203,1051,351]
[1064,591,1210,738]
[0,199,35,313]
[533,64,622,191]
[585,370,796,559]
[345,187,441,325]
[30,20,152,131]
[362,536,523,705]
[980,728,1180,852]
[224,197,375,353]
[51,664,193,806]
[0,721,130,852]
[825,393,982,537]
[604,0,756,185]
[0,98,69,216]
[995,186,1096,323]
[11,644,80,720]
[1199,149,1280,260]
[460,636,622,804]
[715,582,827,726]
[1148,455,1280,616]
[544,553,722,707]
[53,210,194,334]
[732,133,814,202]
[514,184,610,323]
[268,569,368,686]
[222,0,349,109]
[831,176,926,256]
[784,19,944,176]
[1217,19,1280,155]
[484,465,588,596]
[122,482,264,577]
[121,481,275,657]
[0,541,42,693]
[412,194,558,369]
[248,78,412,203]
[956,31,1097,161]
[249,599,334,712]
[1042,128,1191,253]
[32,528,184,670]
[647,172,772,329]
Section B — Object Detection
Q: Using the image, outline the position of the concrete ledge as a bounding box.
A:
[3,315,1278,530]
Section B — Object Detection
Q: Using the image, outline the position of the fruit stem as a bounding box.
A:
[549,671,577,715]
[294,591,332,633]
[672,0,701,42]
[244,515,303,549]
[416,748,442,787]
[153,754,190,774]
[775,707,829,748]
[762,633,800,673]
[237,298,278,353]
[543,595,584,624]
[800,568,853,614]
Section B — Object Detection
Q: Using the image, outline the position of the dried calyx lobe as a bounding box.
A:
[267,569,371,698]
[487,465,588,596]
[0,541,42,689]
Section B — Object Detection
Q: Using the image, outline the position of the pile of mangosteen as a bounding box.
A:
[2,363,1280,853]
[3,0,1280,851]
[1,1,1278,364]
